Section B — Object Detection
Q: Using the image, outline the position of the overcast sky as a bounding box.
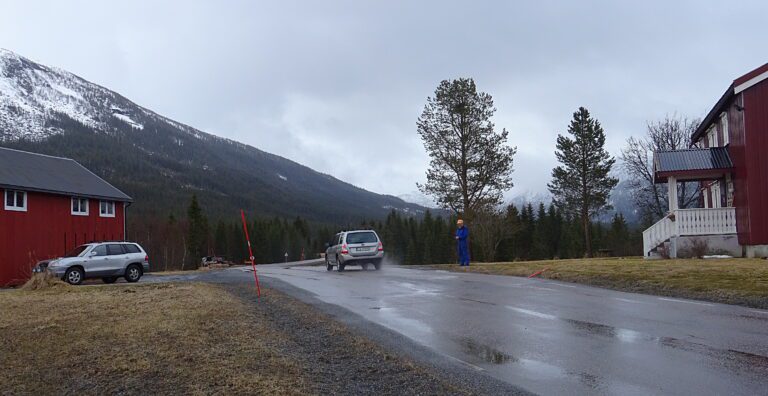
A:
[2,1,766,202]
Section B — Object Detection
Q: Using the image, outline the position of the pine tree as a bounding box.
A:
[531,203,550,260]
[214,220,227,258]
[186,194,209,268]
[548,107,619,257]
[417,78,516,220]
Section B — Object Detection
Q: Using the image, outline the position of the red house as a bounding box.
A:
[0,148,132,285]
[645,62,768,258]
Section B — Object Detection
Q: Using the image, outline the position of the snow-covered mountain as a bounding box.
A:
[0,48,208,141]
[397,191,438,208]
[0,49,427,222]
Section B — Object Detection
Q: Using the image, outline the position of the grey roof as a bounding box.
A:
[654,147,733,173]
[0,147,132,201]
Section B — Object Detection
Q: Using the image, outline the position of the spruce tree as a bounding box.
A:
[548,107,618,257]
[186,194,209,268]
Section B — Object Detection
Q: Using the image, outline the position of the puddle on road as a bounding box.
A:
[390,281,442,296]
[563,318,652,343]
[459,337,514,364]
[375,307,434,339]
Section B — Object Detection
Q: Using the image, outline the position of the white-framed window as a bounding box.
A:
[707,126,717,147]
[71,197,89,216]
[721,112,729,145]
[4,190,27,212]
[99,200,115,217]
[711,182,722,208]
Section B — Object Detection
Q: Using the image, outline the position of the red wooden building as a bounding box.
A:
[0,148,132,285]
[645,62,768,258]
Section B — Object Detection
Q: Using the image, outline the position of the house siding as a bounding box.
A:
[727,93,750,244]
[0,191,125,286]
[742,78,768,244]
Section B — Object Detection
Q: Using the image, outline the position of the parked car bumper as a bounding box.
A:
[45,266,67,277]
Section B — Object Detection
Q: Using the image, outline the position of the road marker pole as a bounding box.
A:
[240,209,261,297]
[528,267,549,278]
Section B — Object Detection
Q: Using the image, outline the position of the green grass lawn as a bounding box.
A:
[424,257,768,308]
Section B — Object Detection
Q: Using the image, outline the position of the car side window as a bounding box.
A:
[91,245,107,256]
[107,244,125,255]
[123,244,140,254]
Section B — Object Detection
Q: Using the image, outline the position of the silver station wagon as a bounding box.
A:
[325,230,384,272]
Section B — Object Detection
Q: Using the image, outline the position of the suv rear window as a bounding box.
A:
[346,232,378,244]
[123,244,141,254]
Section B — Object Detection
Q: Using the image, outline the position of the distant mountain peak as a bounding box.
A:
[0,49,428,222]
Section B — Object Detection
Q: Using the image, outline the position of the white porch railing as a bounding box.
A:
[643,207,737,257]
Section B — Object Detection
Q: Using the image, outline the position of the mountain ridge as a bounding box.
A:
[0,49,429,223]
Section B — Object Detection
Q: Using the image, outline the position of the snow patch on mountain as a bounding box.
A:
[397,191,437,208]
[112,113,143,130]
[0,48,191,141]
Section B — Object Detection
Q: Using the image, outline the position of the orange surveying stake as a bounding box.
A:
[240,209,261,297]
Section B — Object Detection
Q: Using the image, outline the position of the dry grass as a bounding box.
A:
[20,272,69,291]
[0,283,308,395]
[424,257,768,308]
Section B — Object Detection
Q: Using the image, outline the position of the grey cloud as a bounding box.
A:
[1,0,765,199]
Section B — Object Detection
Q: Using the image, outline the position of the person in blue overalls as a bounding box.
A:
[455,219,470,266]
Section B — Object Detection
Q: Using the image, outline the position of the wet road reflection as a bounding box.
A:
[256,265,768,395]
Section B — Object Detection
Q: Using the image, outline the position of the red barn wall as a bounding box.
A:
[0,191,125,286]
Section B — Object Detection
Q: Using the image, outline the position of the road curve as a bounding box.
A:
[247,264,768,396]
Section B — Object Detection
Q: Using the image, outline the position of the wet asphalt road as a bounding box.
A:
[147,264,768,395]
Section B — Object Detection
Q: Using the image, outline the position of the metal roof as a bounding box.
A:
[654,147,733,173]
[0,147,132,201]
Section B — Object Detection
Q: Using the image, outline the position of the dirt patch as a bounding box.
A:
[0,282,473,395]
[422,257,768,309]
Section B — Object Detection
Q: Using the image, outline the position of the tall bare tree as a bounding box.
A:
[620,115,700,224]
[417,78,516,221]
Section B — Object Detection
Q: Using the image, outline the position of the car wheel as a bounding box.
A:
[102,277,117,284]
[374,261,382,271]
[361,263,369,271]
[64,267,84,285]
[125,264,142,283]
[326,257,333,271]
[337,258,345,272]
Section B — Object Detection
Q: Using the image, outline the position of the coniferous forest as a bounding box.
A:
[128,195,642,271]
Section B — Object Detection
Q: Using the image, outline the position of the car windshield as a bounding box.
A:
[64,245,90,257]
[346,232,378,244]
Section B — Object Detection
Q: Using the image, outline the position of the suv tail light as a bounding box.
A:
[144,255,149,263]
[378,242,384,252]
[341,244,349,254]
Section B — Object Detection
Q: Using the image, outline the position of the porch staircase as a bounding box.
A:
[643,208,737,258]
